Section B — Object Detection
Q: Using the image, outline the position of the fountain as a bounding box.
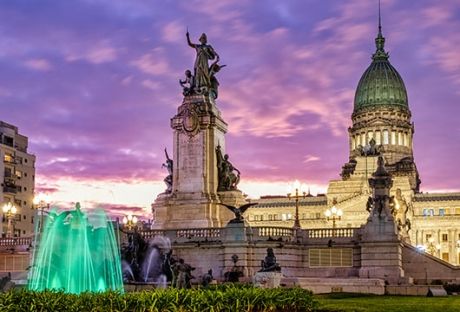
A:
[28,203,124,294]
[120,231,172,287]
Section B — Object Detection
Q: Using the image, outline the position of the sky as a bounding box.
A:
[1,0,460,219]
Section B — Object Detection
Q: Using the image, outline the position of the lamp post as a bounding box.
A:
[287,180,306,230]
[122,214,138,231]
[325,202,343,237]
[33,193,51,233]
[2,202,18,238]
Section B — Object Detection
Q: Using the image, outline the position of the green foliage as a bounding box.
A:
[0,286,317,312]
[316,293,460,312]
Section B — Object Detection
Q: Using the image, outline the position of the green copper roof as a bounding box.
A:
[353,24,408,113]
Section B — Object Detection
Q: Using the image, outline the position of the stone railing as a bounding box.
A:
[307,227,355,238]
[175,228,221,239]
[138,229,165,240]
[0,236,33,247]
[255,227,294,237]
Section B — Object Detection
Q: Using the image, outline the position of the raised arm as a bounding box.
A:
[186,31,195,48]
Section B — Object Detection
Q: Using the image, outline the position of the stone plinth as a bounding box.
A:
[153,95,238,229]
[253,272,282,288]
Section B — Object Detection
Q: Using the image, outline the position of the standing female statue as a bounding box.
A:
[186,32,218,90]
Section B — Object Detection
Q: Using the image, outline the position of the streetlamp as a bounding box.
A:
[33,193,51,233]
[2,202,18,238]
[287,180,306,230]
[325,202,343,237]
[122,214,138,231]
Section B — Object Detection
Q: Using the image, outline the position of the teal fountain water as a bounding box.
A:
[28,203,124,294]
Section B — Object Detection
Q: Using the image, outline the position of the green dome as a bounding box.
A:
[353,27,408,113]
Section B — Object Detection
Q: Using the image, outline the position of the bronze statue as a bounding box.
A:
[186,31,218,91]
[162,148,173,193]
[260,248,281,272]
[216,145,240,191]
[220,202,258,223]
[179,69,194,95]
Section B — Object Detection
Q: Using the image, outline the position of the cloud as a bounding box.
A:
[131,48,170,75]
[303,155,320,164]
[24,58,53,71]
[66,41,117,64]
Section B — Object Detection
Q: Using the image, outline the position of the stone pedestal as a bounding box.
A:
[253,272,282,288]
[152,95,247,229]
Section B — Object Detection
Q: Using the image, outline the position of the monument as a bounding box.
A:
[152,31,246,229]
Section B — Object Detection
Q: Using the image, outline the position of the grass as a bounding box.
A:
[315,293,460,312]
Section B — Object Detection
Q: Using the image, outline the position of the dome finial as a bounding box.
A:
[373,0,388,60]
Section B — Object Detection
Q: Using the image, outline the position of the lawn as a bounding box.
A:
[316,293,460,312]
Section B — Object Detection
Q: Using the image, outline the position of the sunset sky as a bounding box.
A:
[1,0,459,218]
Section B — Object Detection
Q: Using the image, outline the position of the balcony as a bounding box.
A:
[3,179,17,194]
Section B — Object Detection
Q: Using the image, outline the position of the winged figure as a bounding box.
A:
[220,202,258,223]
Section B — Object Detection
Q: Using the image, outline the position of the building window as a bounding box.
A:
[423,209,434,217]
[287,213,292,220]
[442,253,449,262]
[439,209,445,216]
[383,130,389,144]
[254,215,259,221]
[425,234,432,242]
[391,131,396,145]
[442,234,448,242]
[367,131,373,142]
[398,132,403,145]
[315,213,321,219]
[375,131,381,145]
[268,214,273,221]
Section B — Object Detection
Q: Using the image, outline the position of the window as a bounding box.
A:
[423,209,434,217]
[439,209,445,216]
[281,214,287,221]
[391,131,396,145]
[383,130,389,144]
[287,213,292,220]
[315,213,321,219]
[442,234,448,242]
[442,253,449,262]
[367,131,373,142]
[375,131,381,145]
[398,132,403,145]
[268,214,273,221]
[426,234,432,242]
[4,153,14,163]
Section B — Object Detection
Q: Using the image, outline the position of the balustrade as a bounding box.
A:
[307,227,355,238]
